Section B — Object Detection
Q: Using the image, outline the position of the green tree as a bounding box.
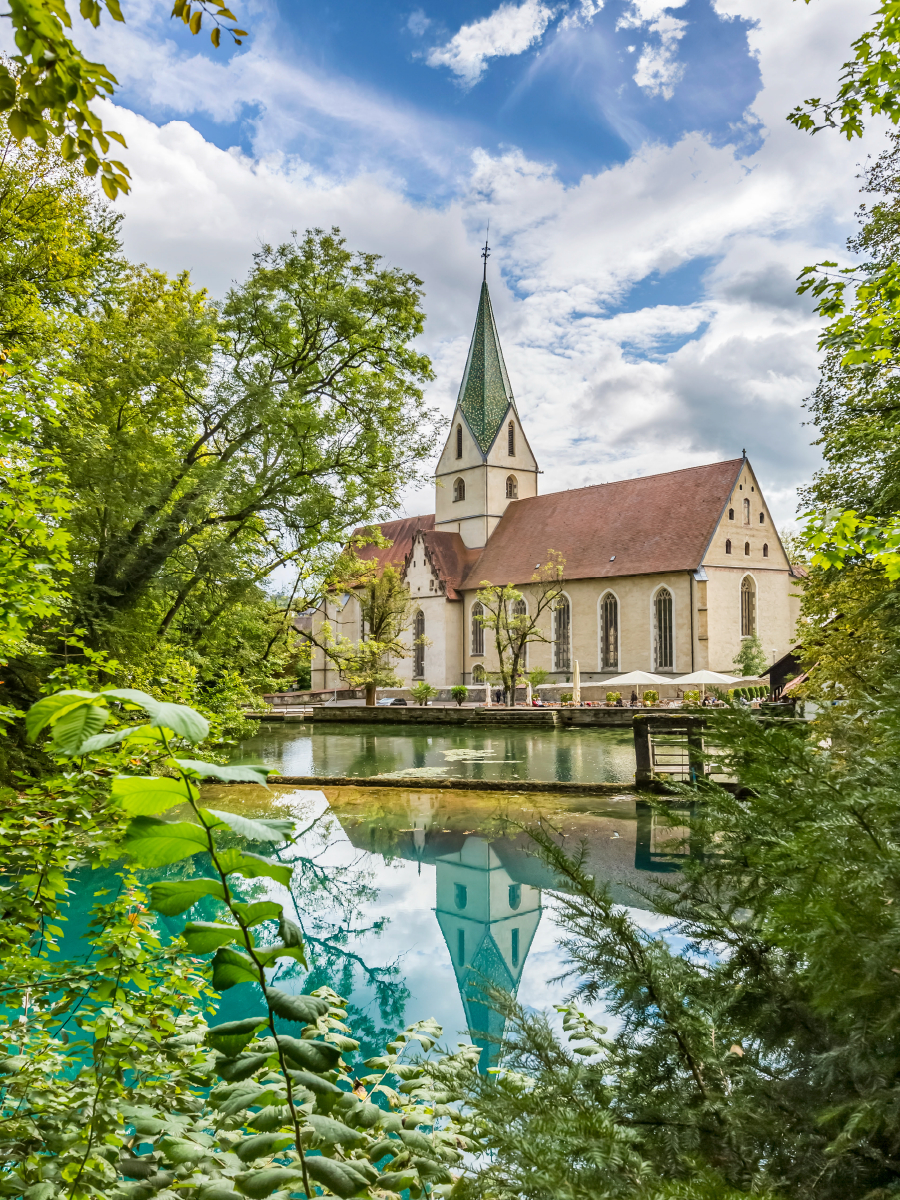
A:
[43,230,437,652]
[732,632,768,677]
[312,561,416,706]
[474,553,565,706]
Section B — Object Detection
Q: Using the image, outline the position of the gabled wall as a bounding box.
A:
[435,408,538,548]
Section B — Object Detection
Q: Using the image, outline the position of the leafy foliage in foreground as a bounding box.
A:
[1,688,479,1199]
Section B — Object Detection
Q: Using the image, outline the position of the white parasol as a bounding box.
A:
[600,670,671,706]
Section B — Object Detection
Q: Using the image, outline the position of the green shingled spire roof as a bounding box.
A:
[456,281,515,454]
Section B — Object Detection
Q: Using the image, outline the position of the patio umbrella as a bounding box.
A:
[600,670,671,706]
[572,660,581,706]
[672,669,739,703]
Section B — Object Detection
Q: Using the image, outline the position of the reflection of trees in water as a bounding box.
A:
[269,808,410,1056]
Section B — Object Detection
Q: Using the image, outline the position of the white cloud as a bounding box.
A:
[426,0,557,86]
[407,8,431,37]
[618,0,690,99]
[559,0,603,30]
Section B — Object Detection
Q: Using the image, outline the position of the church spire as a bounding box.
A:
[456,278,515,455]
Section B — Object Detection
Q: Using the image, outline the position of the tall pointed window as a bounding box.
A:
[763,543,769,558]
[554,597,571,671]
[725,539,732,555]
[506,475,518,499]
[511,928,520,968]
[741,577,756,637]
[600,592,619,670]
[472,663,486,683]
[654,588,674,670]
[744,541,750,555]
[743,498,750,525]
[453,477,465,502]
[413,610,425,678]
[471,601,484,656]
[759,512,765,524]
[508,421,515,455]
[456,424,462,458]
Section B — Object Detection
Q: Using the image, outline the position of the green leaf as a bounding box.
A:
[247,1105,295,1131]
[377,1170,419,1192]
[175,759,271,784]
[278,914,304,946]
[112,775,195,815]
[197,1186,241,1200]
[122,816,209,867]
[25,691,98,741]
[79,725,161,753]
[99,687,159,708]
[306,1114,366,1147]
[203,808,289,842]
[287,1069,343,1096]
[264,988,330,1025]
[51,702,108,754]
[255,943,307,969]
[234,1132,294,1162]
[234,901,284,928]
[148,877,226,915]
[233,1168,304,1199]
[183,921,242,954]
[276,1036,342,1073]
[212,1082,281,1116]
[217,848,293,887]
[303,1156,370,1198]
[158,1136,208,1163]
[212,946,260,990]
[215,1053,272,1081]
[206,1016,269,1056]
[145,701,209,742]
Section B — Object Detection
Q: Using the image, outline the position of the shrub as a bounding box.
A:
[684,690,701,704]
[606,691,621,703]
[561,692,573,704]
[411,681,438,705]
[451,684,468,706]
[643,690,659,706]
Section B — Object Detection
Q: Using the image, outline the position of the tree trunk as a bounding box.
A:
[365,682,376,706]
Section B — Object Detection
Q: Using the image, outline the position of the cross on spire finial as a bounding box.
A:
[481,223,490,282]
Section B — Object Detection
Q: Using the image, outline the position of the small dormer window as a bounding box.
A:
[508,421,515,456]
[453,477,465,502]
[456,424,462,459]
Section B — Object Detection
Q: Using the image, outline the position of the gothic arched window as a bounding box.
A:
[506,475,518,499]
[600,592,619,671]
[654,588,674,671]
[725,539,732,555]
[471,601,484,656]
[728,508,734,521]
[741,576,756,637]
[759,511,765,524]
[744,541,750,555]
[472,663,486,683]
[743,498,751,525]
[453,477,465,502]
[553,597,571,671]
[763,543,769,558]
[508,421,515,456]
[413,610,425,678]
[456,424,462,459]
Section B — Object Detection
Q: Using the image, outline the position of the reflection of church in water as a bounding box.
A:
[334,791,682,1070]
[434,837,542,1070]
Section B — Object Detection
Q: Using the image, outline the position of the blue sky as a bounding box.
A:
[43,0,884,522]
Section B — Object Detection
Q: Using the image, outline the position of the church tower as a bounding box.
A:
[434,245,538,548]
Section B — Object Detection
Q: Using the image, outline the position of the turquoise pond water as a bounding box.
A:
[232,720,637,784]
[67,725,685,1066]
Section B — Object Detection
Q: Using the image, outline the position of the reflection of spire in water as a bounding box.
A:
[434,837,542,1070]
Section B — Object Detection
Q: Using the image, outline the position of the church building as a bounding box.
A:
[311,275,804,691]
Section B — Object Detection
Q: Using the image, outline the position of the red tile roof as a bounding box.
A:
[462,458,744,587]
[422,531,482,601]
[352,515,434,574]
